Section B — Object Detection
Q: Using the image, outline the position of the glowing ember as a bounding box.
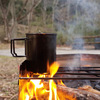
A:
[83,65,91,67]
[19,62,76,100]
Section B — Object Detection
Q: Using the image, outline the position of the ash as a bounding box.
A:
[63,79,100,91]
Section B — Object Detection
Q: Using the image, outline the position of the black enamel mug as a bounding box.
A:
[11,33,56,73]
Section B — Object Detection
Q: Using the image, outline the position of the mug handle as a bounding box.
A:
[11,38,27,57]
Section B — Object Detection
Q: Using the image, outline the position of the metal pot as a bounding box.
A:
[11,33,56,73]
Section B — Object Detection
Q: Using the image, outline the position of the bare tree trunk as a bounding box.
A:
[3,13,11,41]
[27,0,34,33]
[52,0,59,30]
[0,0,12,41]
[10,0,17,39]
[41,0,47,27]
[67,0,70,20]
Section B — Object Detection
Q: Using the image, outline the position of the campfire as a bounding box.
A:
[19,62,76,100]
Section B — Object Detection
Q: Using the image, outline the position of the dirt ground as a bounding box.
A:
[0,42,24,50]
[0,56,25,100]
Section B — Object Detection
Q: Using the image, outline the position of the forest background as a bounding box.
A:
[0,0,100,45]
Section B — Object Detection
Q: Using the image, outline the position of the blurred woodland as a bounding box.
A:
[0,0,100,45]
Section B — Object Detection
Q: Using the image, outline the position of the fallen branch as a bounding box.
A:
[0,96,10,99]
[9,93,18,100]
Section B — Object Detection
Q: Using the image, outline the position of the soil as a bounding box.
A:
[0,56,25,100]
[0,43,24,50]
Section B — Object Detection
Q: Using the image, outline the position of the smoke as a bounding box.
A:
[54,0,100,43]
[54,0,100,66]
[54,0,100,86]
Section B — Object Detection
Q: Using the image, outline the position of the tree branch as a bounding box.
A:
[17,0,42,22]
[0,0,5,17]
[6,0,13,16]
[17,0,29,19]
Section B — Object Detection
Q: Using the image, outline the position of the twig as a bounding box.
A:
[9,94,18,100]
[0,96,10,98]
[17,0,42,22]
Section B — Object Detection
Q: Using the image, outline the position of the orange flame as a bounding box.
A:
[19,62,76,100]
[50,62,59,77]
[49,62,60,100]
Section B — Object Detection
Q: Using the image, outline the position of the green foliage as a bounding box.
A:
[34,1,53,21]
[15,0,25,16]
[31,16,43,26]
[46,24,53,28]
[0,14,3,24]
[46,7,52,15]
[57,32,67,45]
[84,29,100,37]
[35,2,42,16]
[31,21,42,26]
[0,26,5,41]
[1,0,10,8]
[94,29,100,35]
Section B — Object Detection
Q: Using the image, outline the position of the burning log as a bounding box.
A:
[21,80,100,100]
[22,81,100,100]
[43,82,100,100]
[78,85,100,95]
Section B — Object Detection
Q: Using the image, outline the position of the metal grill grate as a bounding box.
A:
[19,67,100,80]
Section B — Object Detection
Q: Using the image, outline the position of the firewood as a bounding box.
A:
[0,96,10,100]
[9,94,18,100]
[42,81,100,100]
[78,85,100,95]
[19,81,100,100]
